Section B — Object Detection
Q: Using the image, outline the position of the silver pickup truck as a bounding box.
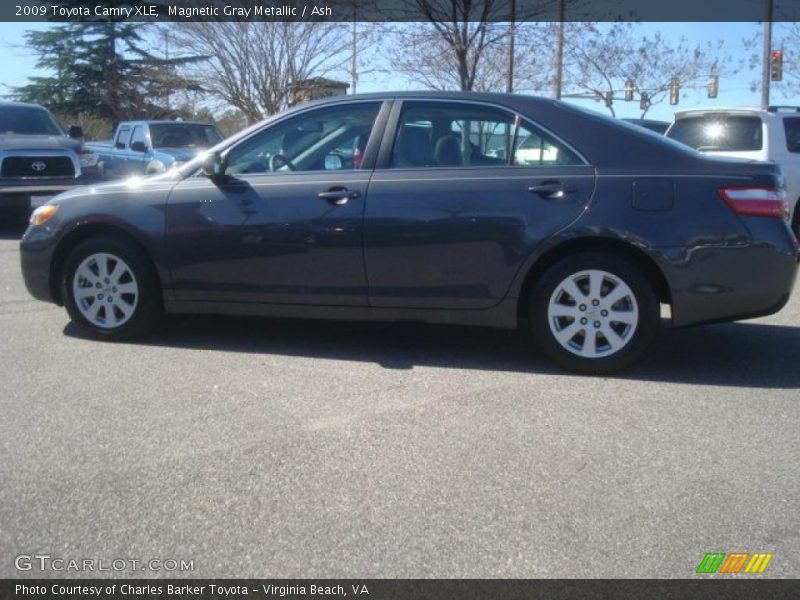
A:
[0,101,101,216]
[85,120,223,180]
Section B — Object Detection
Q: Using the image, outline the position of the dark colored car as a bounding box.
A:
[20,92,799,373]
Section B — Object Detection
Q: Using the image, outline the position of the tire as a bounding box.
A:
[528,252,659,375]
[62,235,160,340]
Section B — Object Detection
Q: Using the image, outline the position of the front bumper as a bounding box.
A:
[20,225,61,304]
[1,171,103,204]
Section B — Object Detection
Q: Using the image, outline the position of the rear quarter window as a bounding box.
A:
[667,115,763,151]
[783,117,800,153]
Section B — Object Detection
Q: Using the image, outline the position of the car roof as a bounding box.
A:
[126,120,217,126]
[0,101,49,110]
[299,90,563,112]
[672,107,793,119]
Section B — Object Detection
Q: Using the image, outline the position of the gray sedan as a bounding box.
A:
[19,92,800,373]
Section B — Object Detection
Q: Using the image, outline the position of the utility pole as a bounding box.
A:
[507,0,515,93]
[351,5,358,94]
[553,0,565,99]
[761,0,773,108]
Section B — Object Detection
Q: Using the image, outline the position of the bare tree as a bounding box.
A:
[565,23,730,118]
[386,1,513,92]
[167,21,352,123]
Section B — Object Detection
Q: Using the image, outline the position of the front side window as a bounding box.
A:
[130,126,147,149]
[115,127,130,149]
[225,103,381,175]
[389,102,582,168]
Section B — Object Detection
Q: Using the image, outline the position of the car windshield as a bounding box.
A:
[0,107,64,136]
[149,123,223,149]
[667,115,763,151]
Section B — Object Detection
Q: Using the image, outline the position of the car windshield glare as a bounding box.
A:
[667,115,763,151]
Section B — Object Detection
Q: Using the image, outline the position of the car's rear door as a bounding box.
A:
[166,100,390,306]
[363,99,595,309]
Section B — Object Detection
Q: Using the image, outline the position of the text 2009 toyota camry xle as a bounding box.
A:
[20,92,799,373]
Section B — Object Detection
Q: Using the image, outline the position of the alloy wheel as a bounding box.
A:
[72,252,139,329]
[547,269,639,359]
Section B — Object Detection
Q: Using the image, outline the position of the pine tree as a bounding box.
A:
[14,4,203,127]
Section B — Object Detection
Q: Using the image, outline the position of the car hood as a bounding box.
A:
[55,170,183,203]
[0,134,81,152]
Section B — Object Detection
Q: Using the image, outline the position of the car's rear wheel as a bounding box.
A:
[62,236,159,340]
[529,253,659,374]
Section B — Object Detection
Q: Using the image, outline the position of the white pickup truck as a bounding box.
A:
[666,106,800,237]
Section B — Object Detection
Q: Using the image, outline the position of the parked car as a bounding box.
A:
[0,101,101,215]
[621,118,670,135]
[86,120,223,180]
[666,106,800,237]
[20,92,799,374]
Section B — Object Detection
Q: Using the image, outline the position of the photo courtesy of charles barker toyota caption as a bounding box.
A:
[20,92,799,374]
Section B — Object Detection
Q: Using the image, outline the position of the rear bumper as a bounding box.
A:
[661,225,799,327]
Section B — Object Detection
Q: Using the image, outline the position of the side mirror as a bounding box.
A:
[130,141,147,153]
[202,152,227,181]
[68,125,84,139]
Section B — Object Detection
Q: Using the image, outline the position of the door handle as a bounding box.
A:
[318,187,360,205]
[528,181,578,199]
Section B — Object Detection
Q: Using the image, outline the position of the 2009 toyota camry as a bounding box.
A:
[20,92,799,374]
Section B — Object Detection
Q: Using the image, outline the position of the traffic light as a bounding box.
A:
[669,78,680,105]
[708,75,719,98]
[624,79,634,101]
[640,92,649,111]
[771,50,783,81]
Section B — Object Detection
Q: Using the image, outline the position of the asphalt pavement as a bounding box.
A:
[1,218,798,578]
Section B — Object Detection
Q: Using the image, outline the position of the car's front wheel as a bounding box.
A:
[62,236,159,340]
[529,253,659,374]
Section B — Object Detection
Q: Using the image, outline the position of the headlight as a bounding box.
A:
[79,151,99,167]
[30,204,59,226]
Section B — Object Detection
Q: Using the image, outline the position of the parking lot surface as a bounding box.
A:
[1,219,799,578]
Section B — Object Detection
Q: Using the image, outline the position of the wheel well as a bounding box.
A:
[516,238,672,319]
[49,224,161,306]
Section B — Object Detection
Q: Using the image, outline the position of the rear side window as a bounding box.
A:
[115,126,131,149]
[783,117,800,153]
[390,101,582,168]
[667,115,763,151]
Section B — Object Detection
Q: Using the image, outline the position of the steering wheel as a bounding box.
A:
[269,154,296,172]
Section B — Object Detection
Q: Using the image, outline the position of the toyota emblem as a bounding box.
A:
[31,161,46,172]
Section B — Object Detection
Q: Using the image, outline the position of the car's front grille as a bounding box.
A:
[1,156,76,178]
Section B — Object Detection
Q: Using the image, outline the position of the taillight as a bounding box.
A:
[717,186,789,219]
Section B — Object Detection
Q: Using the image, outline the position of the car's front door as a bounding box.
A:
[364,100,596,309]
[166,100,388,306]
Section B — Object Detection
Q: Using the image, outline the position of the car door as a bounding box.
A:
[166,100,389,306]
[127,124,150,175]
[364,99,595,309]
[106,125,131,179]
